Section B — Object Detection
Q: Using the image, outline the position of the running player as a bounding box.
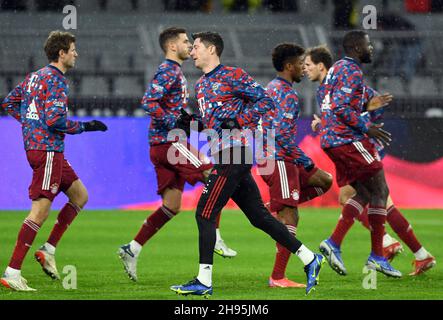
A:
[304,30,402,278]
[259,43,333,288]
[305,44,436,276]
[1,31,108,291]
[170,31,324,297]
[117,27,236,283]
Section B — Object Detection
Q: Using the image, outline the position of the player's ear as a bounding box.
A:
[58,49,65,61]
[354,41,364,55]
[284,62,293,72]
[209,44,216,56]
[167,40,175,52]
[319,62,325,72]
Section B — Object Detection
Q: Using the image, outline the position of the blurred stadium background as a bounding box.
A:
[1,0,442,210]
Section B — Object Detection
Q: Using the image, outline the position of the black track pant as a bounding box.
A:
[196,147,303,265]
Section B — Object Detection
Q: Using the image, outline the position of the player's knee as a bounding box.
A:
[80,189,89,207]
[277,207,298,225]
[371,185,389,205]
[379,184,390,201]
[322,173,333,190]
[28,208,50,225]
[339,193,350,206]
[162,191,182,213]
[164,202,180,214]
[71,188,88,209]
[66,180,88,209]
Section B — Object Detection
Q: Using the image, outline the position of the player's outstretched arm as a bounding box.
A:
[232,69,274,128]
[140,68,177,129]
[82,120,108,132]
[331,69,370,133]
[273,91,300,156]
[44,80,85,134]
[1,82,23,122]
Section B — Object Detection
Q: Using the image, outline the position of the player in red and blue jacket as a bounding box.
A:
[257,43,332,288]
[316,75,386,156]
[141,58,188,146]
[1,31,107,292]
[305,33,404,278]
[194,64,273,154]
[171,33,325,298]
[317,57,374,149]
[263,77,313,169]
[306,43,435,276]
[2,65,101,152]
[118,28,237,283]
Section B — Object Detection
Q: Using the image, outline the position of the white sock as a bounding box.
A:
[215,229,222,242]
[44,242,56,255]
[197,264,212,287]
[129,240,142,257]
[295,245,315,266]
[5,266,21,277]
[414,247,430,260]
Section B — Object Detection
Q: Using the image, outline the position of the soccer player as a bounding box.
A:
[259,43,333,288]
[0,31,108,291]
[302,30,403,278]
[305,44,436,276]
[170,31,324,297]
[117,27,236,283]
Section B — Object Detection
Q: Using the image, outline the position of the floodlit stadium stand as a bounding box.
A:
[1,0,442,117]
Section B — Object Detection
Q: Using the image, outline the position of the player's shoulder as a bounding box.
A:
[36,66,66,87]
[269,78,294,94]
[226,65,248,78]
[339,58,362,72]
[217,65,246,82]
[157,60,181,76]
[333,59,362,79]
[266,78,279,89]
[195,75,205,86]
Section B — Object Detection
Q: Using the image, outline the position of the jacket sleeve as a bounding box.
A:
[140,68,177,129]
[1,81,24,122]
[274,90,300,157]
[363,84,384,123]
[44,79,84,134]
[330,68,370,133]
[232,68,274,128]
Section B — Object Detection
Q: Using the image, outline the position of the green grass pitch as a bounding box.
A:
[0,208,442,300]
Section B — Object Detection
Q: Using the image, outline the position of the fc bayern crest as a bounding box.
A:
[50,183,59,194]
[291,189,300,201]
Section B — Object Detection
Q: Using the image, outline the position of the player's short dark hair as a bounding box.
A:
[192,31,224,57]
[272,43,305,72]
[44,30,76,62]
[343,30,367,55]
[305,45,333,70]
[159,27,187,53]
